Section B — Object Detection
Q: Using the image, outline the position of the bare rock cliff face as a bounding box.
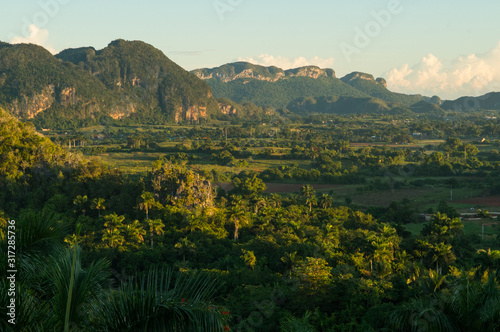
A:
[218,103,238,115]
[8,85,139,120]
[194,69,286,83]
[10,85,87,119]
[341,72,387,87]
[284,66,336,79]
[192,63,336,82]
[10,86,56,119]
[174,105,208,123]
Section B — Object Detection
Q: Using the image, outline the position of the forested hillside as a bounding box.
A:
[0,40,219,129]
[205,76,369,109]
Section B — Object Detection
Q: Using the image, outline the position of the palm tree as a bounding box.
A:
[91,198,106,218]
[337,140,350,154]
[430,242,456,273]
[1,220,110,331]
[423,212,463,242]
[320,194,333,209]
[147,219,165,249]
[281,251,299,278]
[252,196,267,214]
[450,272,500,331]
[229,194,244,208]
[371,241,392,275]
[389,272,500,331]
[269,193,282,208]
[0,211,69,330]
[175,237,197,262]
[380,224,400,256]
[388,295,457,332]
[15,210,67,258]
[300,185,316,212]
[139,191,156,220]
[280,311,316,332]
[227,206,248,241]
[73,195,88,216]
[476,248,500,273]
[123,220,147,247]
[92,269,230,331]
[55,246,110,331]
[103,213,125,232]
[420,269,447,294]
[102,229,125,248]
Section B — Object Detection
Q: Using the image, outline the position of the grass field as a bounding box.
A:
[350,187,485,210]
[88,150,313,175]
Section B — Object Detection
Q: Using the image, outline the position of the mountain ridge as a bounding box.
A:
[193,62,426,109]
[0,39,219,128]
[191,62,336,83]
[1,40,499,128]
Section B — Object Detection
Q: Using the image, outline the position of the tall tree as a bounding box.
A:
[73,195,88,216]
[320,194,333,209]
[123,220,147,247]
[175,237,197,262]
[91,198,106,218]
[103,213,125,232]
[300,185,316,212]
[422,212,463,243]
[147,219,165,249]
[139,191,157,220]
[227,206,249,241]
[102,229,125,248]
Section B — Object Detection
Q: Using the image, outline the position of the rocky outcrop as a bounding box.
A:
[341,72,375,83]
[59,87,78,106]
[174,105,208,123]
[341,72,388,88]
[109,103,137,120]
[376,78,387,88]
[194,68,285,83]
[284,66,336,79]
[192,62,336,83]
[428,95,442,105]
[218,103,238,115]
[10,86,55,119]
[151,166,216,210]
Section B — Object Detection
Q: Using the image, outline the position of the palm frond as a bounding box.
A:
[387,295,456,332]
[93,268,229,332]
[41,246,110,329]
[16,210,67,257]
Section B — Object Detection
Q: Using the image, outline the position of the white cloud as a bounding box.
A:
[385,41,500,99]
[237,54,335,70]
[10,24,55,54]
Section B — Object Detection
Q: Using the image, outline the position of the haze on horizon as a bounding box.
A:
[2,0,500,100]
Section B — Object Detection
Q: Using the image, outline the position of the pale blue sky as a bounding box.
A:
[2,0,500,98]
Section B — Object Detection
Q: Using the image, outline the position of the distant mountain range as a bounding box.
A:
[0,39,498,129]
[191,62,440,114]
[192,62,500,115]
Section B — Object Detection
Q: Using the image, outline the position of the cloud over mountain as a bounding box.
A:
[237,54,335,70]
[385,41,500,99]
[10,24,55,54]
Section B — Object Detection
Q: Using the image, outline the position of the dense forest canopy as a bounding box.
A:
[1,104,500,331]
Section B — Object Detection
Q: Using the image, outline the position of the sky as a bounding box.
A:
[2,0,500,100]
